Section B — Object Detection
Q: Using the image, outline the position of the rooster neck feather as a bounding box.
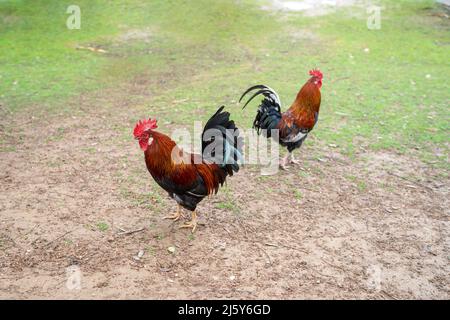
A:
[144,131,178,177]
[286,80,321,129]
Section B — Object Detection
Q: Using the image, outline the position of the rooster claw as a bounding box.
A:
[163,206,184,221]
[279,164,290,171]
[179,211,198,233]
[179,221,197,233]
[164,213,183,221]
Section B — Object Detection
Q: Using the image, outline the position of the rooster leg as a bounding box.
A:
[163,204,184,221]
[179,211,198,233]
[288,151,301,165]
[279,154,290,170]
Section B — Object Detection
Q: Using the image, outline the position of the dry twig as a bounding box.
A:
[116,227,145,236]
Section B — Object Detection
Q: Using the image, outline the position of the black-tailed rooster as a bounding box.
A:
[133,106,242,232]
[240,69,323,170]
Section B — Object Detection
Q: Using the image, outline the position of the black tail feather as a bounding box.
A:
[202,106,243,175]
[240,85,282,137]
[239,84,281,110]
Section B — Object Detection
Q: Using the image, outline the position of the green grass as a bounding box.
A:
[1,1,114,111]
[46,127,66,142]
[119,187,166,211]
[215,186,241,214]
[146,246,156,256]
[82,147,96,154]
[96,221,109,232]
[154,234,164,241]
[0,145,16,152]
[347,175,368,191]
[216,201,238,211]
[0,0,275,114]
[357,181,367,192]
[294,189,303,200]
[305,1,450,158]
[1,0,448,168]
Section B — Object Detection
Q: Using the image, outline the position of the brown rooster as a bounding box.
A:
[133,106,242,232]
[240,69,323,170]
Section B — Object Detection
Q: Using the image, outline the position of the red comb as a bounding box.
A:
[133,118,158,137]
[309,69,323,80]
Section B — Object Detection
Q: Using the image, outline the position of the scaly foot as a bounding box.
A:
[279,155,290,170]
[163,206,183,221]
[287,152,301,165]
[179,211,198,233]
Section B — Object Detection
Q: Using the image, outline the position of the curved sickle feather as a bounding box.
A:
[239,85,281,109]
[239,85,269,103]
[241,89,274,110]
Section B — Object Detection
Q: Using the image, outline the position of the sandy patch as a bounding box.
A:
[263,0,358,16]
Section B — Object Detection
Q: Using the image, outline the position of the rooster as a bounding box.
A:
[240,69,323,170]
[133,106,242,232]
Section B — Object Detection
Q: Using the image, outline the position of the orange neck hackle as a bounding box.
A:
[143,131,178,176]
[287,69,323,129]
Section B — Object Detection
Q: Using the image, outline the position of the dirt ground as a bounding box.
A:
[0,76,448,300]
